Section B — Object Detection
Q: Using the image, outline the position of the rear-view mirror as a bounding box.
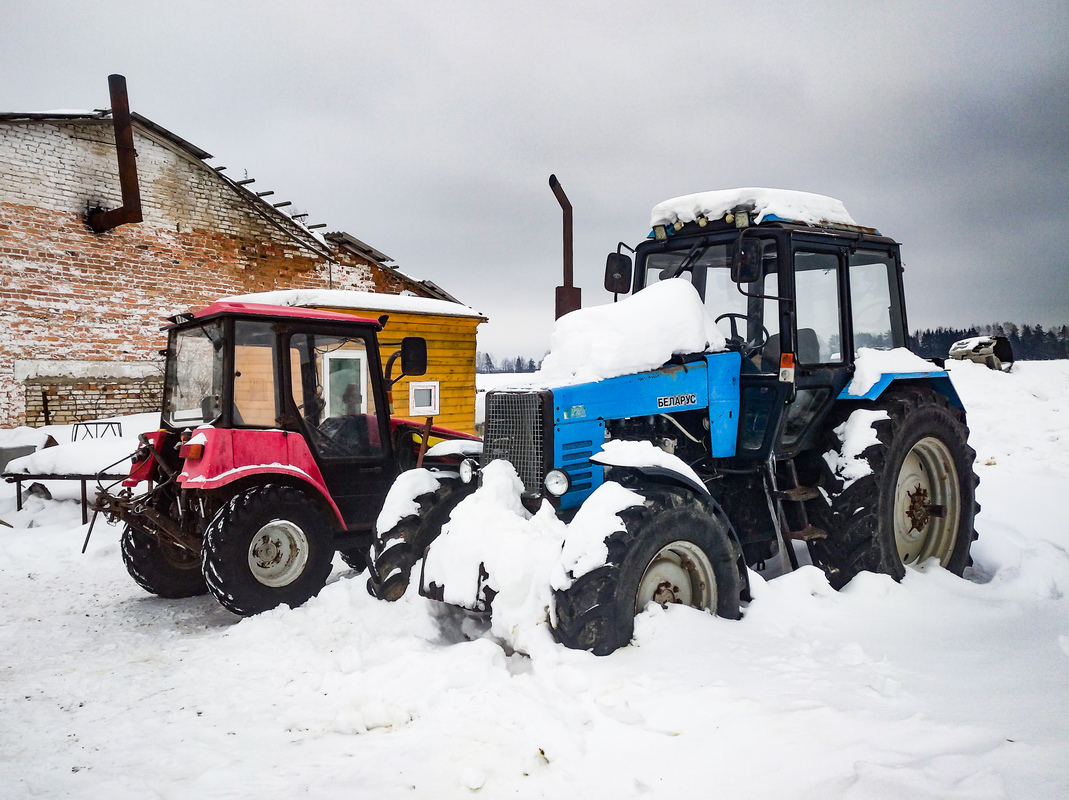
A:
[731,236,763,284]
[400,337,428,376]
[604,252,632,294]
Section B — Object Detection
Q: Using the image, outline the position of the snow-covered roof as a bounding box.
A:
[650,188,859,230]
[225,289,486,321]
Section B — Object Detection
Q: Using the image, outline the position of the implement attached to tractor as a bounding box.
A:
[367,185,979,655]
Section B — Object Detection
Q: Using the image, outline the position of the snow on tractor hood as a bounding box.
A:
[535,280,727,386]
[650,188,858,230]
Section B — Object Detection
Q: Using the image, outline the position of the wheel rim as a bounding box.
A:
[893,436,961,566]
[634,540,717,615]
[247,520,310,587]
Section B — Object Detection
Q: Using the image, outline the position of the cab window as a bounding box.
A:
[849,250,896,355]
[289,333,383,459]
[793,250,843,364]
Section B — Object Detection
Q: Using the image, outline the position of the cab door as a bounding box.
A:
[775,242,852,455]
[285,328,396,532]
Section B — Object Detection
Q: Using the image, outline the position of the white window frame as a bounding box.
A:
[408,380,440,416]
[323,351,369,416]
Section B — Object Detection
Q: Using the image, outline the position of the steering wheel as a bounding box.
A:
[714,313,770,358]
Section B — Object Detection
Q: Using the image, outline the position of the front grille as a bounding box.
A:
[482,391,544,492]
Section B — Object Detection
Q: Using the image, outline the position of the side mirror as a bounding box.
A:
[604,252,632,294]
[400,336,428,376]
[731,236,763,284]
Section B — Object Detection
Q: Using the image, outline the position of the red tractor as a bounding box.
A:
[95,300,479,615]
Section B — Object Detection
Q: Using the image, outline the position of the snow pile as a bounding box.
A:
[423,439,482,458]
[422,461,567,653]
[4,437,138,477]
[650,188,858,229]
[823,409,890,489]
[0,426,53,449]
[224,289,484,319]
[375,468,442,534]
[846,346,943,396]
[591,439,706,492]
[536,280,726,385]
[551,480,644,590]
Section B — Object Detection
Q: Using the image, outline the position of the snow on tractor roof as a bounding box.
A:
[226,289,486,320]
[650,188,859,230]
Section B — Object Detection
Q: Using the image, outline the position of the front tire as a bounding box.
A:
[810,388,978,588]
[201,485,336,616]
[121,526,207,598]
[367,478,474,601]
[552,485,742,656]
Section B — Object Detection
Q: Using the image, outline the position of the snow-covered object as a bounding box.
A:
[4,437,138,477]
[551,481,645,591]
[0,427,53,450]
[651,188,857,229]
[422,461,567,652]
[423,439,482,458]
[375,468,441,534]
[846,347,943,396]
[823,409,890,489]
[537,280,726,385]
[591,439,707,494]
[223,289,484,319]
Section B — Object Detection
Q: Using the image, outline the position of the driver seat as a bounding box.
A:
[760,328,822,372]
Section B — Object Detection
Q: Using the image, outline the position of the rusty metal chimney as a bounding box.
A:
[87,74,143,233]
[549,174,581,319]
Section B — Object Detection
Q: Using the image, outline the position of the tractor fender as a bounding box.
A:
[590,441,710,498]
[838,371,963,409]
[177,427,344,526]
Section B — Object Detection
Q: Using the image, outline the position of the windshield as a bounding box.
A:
[163,320,225,427]
[643,238,779,347]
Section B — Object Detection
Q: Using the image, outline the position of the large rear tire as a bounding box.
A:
[552,485,742,656]
[809,387,978,588]
[121,526,207,599]
[201,485,335,616]
[366,478,474,601]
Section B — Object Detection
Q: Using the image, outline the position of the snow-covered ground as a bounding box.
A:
[2,362,1067,798]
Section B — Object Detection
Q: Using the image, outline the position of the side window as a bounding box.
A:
[233,321,278,428]
[849,250,896,355]
[289,333,383,459]
[793,251,843,364]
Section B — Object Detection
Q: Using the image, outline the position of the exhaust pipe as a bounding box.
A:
[549,174,581,319]
[87,74,143,233]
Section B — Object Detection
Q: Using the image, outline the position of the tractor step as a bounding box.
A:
[787,524,827,541]
[774,485,821,502]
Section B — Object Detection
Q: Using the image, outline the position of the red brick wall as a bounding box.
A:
[0,118,422,427]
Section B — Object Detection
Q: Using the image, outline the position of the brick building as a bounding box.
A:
[0,107,455,428]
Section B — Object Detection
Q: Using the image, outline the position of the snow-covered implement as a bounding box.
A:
[371,186,979,655]
[94,301,478,615]
[949,335,1014,372]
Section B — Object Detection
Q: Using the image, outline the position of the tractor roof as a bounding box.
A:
[650,188,878,234]
[182,301,381,328]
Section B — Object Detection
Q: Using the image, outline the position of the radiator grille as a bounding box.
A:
[482,391,544,492]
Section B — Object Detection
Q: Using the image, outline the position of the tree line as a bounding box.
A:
[910,323,1069,361]
[476,352,543,374]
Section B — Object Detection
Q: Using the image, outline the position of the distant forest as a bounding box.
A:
[910,323,1069,361]
[477,323,1069,373]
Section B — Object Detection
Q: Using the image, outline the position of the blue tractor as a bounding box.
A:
[367,186,978,655]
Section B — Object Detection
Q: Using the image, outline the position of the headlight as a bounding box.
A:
[544,469,571,497]
[459,458,478,484]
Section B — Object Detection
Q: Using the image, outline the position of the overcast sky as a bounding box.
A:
[4,1,1067,356]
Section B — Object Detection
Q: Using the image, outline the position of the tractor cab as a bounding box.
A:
[609,189,908,461]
